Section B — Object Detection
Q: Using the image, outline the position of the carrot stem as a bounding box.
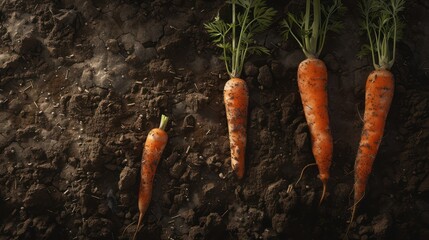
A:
[159,114,169,130]
[205,0,276,78]
[360,0,405,70]
[282,0,343,59]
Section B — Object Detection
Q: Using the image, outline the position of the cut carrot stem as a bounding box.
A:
[133,115,169,240]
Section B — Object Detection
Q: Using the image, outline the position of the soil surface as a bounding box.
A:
[1,0,429,239]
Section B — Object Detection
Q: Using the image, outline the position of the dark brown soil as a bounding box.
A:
[1,0,429,239]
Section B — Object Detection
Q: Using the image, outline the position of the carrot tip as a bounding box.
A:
[319,182,327,205]
[133,214,143,240]
[344,204,357,240]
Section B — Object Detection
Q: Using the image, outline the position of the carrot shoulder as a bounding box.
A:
[224,78,249,179]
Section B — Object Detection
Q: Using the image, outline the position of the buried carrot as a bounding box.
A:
[346,0,405,235]
[133,115,169,240]
[205,0,276,179]
[282,0,343,203]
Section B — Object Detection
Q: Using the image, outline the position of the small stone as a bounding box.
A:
[105,39,120,53]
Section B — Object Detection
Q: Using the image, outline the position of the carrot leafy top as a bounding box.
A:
[281,0,344,59]
[359,0,405,70]
[204,0,276,78]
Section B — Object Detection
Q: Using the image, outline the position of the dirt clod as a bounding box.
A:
[258,65,273,88]
[118,166,137,191]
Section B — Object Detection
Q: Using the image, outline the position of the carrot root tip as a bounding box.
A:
[133,214,143,240]
[319,182,327,205]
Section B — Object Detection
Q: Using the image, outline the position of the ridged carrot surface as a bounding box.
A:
[224,78,249,179]
[354,69,394,205]
[297,58,333,201]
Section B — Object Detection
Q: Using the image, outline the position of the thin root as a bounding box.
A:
[319,183,327,205]
[122,220,136,236]
[133,214,143,240]
[345,169,354,176]
[356,105,364,123]
[344,193,365,240]
[295,163,317,186]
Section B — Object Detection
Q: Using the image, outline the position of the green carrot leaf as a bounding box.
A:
[205,0,276,78]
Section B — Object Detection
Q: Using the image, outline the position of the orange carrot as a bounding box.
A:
[133,115,169,240]
[224,78,249,179]
[297,58,333,203]
[205,0,276,179]
[350,69,394,220]
[282,0,342,203]
[346,0,404,235]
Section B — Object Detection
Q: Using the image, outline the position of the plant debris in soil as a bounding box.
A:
[1,0,429,240]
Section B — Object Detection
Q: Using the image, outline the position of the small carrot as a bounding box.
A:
[133,115,169,240]
[347,0,404,235]
[282,0,343,203]
[205,0,276,179]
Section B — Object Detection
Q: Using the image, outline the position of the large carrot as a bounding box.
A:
[205,0,276,179]
[298,58,332,202]
[133,115,169,240]
[347,0,404,234]
[224,78,248,179]
[353,69,394,208]
[282,0,343,203]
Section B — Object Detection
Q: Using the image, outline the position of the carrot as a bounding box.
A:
[352,69,394,216]
[346,0,404,236]
[282,0,343,203]
[298,57,333,203]
[224,78,249,179]
[205,0,276,179]
[133,115,169,240]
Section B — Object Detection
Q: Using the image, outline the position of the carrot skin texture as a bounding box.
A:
[139,128,168,217]
[135,128,168,237]
[297,58,333,192]
[354,69,394,203]
[224,78,249,179]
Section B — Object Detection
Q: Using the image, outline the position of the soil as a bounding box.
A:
[1,0,429,239]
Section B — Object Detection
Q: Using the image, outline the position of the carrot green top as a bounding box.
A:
[359,0,405,70]
[159,115,169,130]
[282,0,344,59]
[204,0,276,78]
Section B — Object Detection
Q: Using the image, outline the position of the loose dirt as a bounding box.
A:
[1,0,429,239]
